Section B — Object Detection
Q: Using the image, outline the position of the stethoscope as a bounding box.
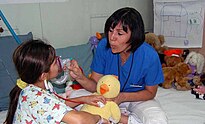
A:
[118,53,142,91]
[44,80,84,104]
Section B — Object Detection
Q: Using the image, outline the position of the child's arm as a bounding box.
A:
[65,94,106,108]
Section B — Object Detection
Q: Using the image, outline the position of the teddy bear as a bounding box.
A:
[185,51,205,77]
[162,49,184,67]
[161,62,192,90]
[163,55,184,67]
[145,32,168,54]
[145,32,169,65]
[80,75,121,123]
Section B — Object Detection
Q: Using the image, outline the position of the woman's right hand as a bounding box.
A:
[68,59,84,81]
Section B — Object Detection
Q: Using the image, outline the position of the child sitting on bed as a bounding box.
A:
[4,39,109,124]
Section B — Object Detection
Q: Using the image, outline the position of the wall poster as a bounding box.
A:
[154,0,205,48]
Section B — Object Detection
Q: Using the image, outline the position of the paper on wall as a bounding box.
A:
[154,0,205,48]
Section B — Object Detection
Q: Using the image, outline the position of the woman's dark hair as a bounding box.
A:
[4,39,56,124]
[104,7,145,52]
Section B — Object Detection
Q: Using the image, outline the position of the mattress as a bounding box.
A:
[1,87,205,123]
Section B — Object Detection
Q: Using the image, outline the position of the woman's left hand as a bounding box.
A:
[106,93,125,105]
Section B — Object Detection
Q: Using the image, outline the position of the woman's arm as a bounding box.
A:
[111,85,158,105]
[68,60,103,92]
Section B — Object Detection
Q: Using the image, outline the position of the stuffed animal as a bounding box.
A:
[96,32,104,40]
[191,85,205,100]
[80,75,121,123]
[145,32,168,65]
[162,49,184,67]
[190,73,205,100]
[185,51,205,76]
[163,55,184,67]
[161,62,192,90]
[89,35,99,51]
[145,32,168,54]
[188,75,202,87]
[89,32,105,51]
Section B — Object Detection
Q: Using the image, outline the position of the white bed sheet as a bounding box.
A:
[156,87,205,124]
[0,87,205,124]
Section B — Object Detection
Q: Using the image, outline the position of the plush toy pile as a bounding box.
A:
[145,33,205,91]
[160,50,205,90]
[80,75,121,123]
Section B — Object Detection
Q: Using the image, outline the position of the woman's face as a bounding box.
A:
[48,57,59,79]
[108,22,131,53]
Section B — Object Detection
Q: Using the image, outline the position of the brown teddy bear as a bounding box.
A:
[163,54,184,67]
[162,49,184,67]
[145,32,168,54]
[161,62,192,90]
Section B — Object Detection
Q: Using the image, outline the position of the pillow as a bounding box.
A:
[0,32,33,111]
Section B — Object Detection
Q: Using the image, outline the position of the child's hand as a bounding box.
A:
[82,95,106,107]
[193,86,205,95]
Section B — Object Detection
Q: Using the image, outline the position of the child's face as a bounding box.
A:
[48,57,59,79]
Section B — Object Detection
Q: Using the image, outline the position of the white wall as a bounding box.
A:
[0,0,153,48]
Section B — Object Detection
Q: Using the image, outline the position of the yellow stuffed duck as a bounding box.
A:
[80,75,121,123]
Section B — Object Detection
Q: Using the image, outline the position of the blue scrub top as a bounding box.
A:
[91,38,164,92]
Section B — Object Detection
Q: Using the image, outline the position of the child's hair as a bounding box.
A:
[4,39,56,124]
